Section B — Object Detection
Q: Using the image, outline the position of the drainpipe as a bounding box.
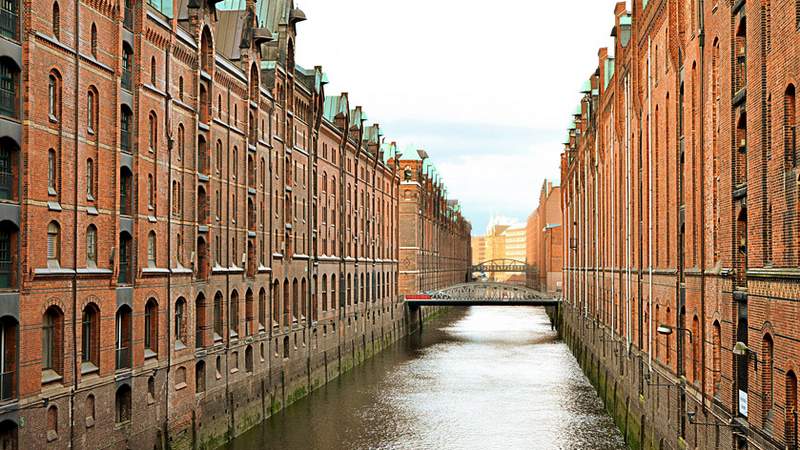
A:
[70,1,81,448]
[594,132,600,326]
[611,108,616,338]
[697,1,707,407]
[625,75,632,349]
[647,37,654,372]
[163,23,173,444]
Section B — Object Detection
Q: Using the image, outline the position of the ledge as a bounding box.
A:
[76,267,113,276]
[747,268,800,280]
[35,267,75,277]
[142,267,170,276]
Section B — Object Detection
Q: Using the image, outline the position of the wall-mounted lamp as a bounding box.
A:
[656,324,693,343]
[733,341,759,371]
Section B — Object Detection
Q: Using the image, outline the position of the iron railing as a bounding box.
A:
[120,128,131,153]
[0,370,13,401]
[121,70,132,91]
[0,167,12,201]
[0,87,14,118]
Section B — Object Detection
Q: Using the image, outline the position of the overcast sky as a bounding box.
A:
[295,0,626,233]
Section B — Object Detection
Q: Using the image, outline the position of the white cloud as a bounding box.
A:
[295,0,622,230]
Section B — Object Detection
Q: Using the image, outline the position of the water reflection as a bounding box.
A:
[227,307,625,450]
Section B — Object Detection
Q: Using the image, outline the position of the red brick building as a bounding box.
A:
[561,1,800,449]
[0,0,471,448]
[396,155,472,295]
[525,180,562,294]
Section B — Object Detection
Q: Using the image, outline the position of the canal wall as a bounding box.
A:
[179,304,448,450]
[560,303,736,450]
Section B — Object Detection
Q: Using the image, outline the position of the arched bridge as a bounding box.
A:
[405,282,560,307]
[471,258,537,274]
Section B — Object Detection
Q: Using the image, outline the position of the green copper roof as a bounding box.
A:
[604,58,615,90]
[147,0,174,18]
[620,15,632,26]
[581,79,592,94]
[323,95,348,122]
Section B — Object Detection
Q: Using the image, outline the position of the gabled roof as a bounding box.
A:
[323,95,348,123]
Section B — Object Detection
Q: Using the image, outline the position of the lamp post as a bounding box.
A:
[656,324,693,342]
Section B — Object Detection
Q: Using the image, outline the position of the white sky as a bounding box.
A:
[295,0,627,232]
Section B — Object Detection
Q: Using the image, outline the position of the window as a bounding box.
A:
[148,112,157,152]
[115,306,132,370]
[230,290,239,337]
[174,297,186,345]
[87,90,96,134]
[763,333,774,423]
[85,225,96,267]
[150,57,156,86]
[81,304,99,369]
[0,59,18,118]
[0,1,19,41]
[120,106,132,152]
[147,231,156,267]
[147,174,154,209]
[118,232,132,284]
[115,385,131,424]
[258,288,266,329]
[178,76,184,101]
[213,292,223,340]
[90,23,97,58]
[84,394,95,428]
[85,158,94,200]
[121,45,133,91]
[195,294,205,347]
[712,321,721,396]
[195,361,206,393]
[42,306,63,378]
[787,370,798,447]
[786,85,797,170]
[47,221,60,267]
[52,2,59,39]
[48,73,59,120]
[177,124,184,161]
[0,317,17,400]
[245,345,253,373]
[47,149,57,195]
[144,298,158,355]
[245,289,254,336]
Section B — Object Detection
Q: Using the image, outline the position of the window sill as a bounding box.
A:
[47,430,58,442]
[85,416,95,428]
[230,368,239,374]
[41,369,63,385]
[174,340,186,351]
[144,349,157,359]
[80,361,99,376]
[175,382,187,391]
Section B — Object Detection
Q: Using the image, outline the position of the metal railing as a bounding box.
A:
[120,128,131,153]
[0,87,14,118]
[121,70,132,91]
[0,169,12,201]
[0,8,17,41]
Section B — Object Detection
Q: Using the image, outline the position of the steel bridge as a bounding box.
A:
[405,282,560,307]
[470,258,537,275]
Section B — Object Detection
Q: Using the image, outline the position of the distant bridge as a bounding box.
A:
[405,282,560,307]
[470,258,536,275]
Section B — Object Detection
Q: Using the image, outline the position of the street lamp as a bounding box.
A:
[656,324,693,343]
[733,341,759,370]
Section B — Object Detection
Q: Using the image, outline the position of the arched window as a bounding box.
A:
[147,231,156,267]
[85,224,97,267]
[258,288,267,330]
[42,306,63,377]
[763,333,774,423]
[245,289,254,336]
[121,44,133,91]
[692,315,701,383]
[144,298,158,355]
[90,23,97,58]
[0,317,17,400]
[272,280,280,327]
[283,336,289,359]
[81,303,99,369]
[150,57,156,86]
[118,231,132,284]
[230,290,239,336]
[195,361,206,393]
[195,293,205,347]
[47,405,58,440]
[174,297,186,345]
[86,158,94,199]
[47,221,60,267]
[245,345,253,373]
[330,274,337,310]
[177,124,184,161]
[115,306,132,369]
[149,112,157,152]
[213,292,223,339]
[47,149,57,195]
[48,72,59,119]
[52,2,59,39]
[321,275,327,312]
[87,89,96,134]
[120,105,132,152]
[115,385,131,424]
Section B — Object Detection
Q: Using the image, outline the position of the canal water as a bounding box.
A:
[226,307,626,450]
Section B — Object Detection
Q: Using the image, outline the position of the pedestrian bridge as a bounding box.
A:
[405,282,560,307]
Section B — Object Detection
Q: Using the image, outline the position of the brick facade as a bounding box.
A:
[561,1,800,449]
[0,1,471,448]
[525,180,562,294]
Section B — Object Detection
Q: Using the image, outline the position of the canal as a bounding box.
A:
[226,307,626,450]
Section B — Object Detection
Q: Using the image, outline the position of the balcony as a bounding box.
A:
[0,8,18,41]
